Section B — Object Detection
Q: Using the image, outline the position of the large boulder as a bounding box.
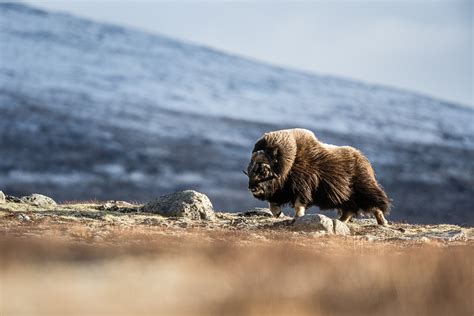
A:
[141,190,216,220]
[0,191,5,204]
[293,214,350,235]
[20,193,57,207]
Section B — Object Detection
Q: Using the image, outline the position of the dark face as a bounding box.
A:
[246,151,276,200]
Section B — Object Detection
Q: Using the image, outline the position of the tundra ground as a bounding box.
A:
[0,201,473,316]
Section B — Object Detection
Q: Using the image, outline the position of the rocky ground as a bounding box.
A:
[1,191,473,315]
[1,191,472,243]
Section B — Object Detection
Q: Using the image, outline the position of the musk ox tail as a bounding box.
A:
[352,151,392,215]
[356,183,392,215]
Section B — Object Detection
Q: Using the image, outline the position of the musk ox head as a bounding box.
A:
[245,150,278,200]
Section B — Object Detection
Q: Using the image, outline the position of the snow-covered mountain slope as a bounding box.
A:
[1,3,473,224]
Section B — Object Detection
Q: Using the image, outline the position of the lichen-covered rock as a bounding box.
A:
[294,214,334,232]
[141,190,215,220]
[293,214,350,235]
[20,193,57,207]
[98,200,138,213]
[0,191,5,204]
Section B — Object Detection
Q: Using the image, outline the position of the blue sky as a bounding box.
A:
[23,0,473,106]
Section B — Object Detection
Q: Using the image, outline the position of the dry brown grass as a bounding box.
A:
[1,218,473,316]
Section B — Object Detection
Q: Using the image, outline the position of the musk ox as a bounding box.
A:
[245,128,391,225]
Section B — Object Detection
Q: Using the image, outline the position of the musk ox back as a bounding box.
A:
[246,128,391,225]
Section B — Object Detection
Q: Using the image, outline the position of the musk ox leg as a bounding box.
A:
[339,211,354,223]
[269,202,282,218]
[372,208,388,226]
[294,197,306,218]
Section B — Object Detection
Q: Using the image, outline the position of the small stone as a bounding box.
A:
[20,193,57,207]
[17,213,31,222]
[0,191,5,204]
[292,214,341,235]
[365,235,376,242]
[293,214,333,233]
[293,214,350,235]
[141,190,215,220]
[239,207,274,217]
[419,237,431,243]
[333,219,351,235]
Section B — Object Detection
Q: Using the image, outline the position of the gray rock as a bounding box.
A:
[293,214,350,235]
[239,207,274,217]
[294,214,334,232]
[20,193,57,207]
[141,190,215,220]
[333,218,351,235]
[17,213,32,222]
[0,191,5,204]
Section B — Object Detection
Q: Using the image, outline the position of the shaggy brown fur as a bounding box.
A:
[246,128,391,225]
